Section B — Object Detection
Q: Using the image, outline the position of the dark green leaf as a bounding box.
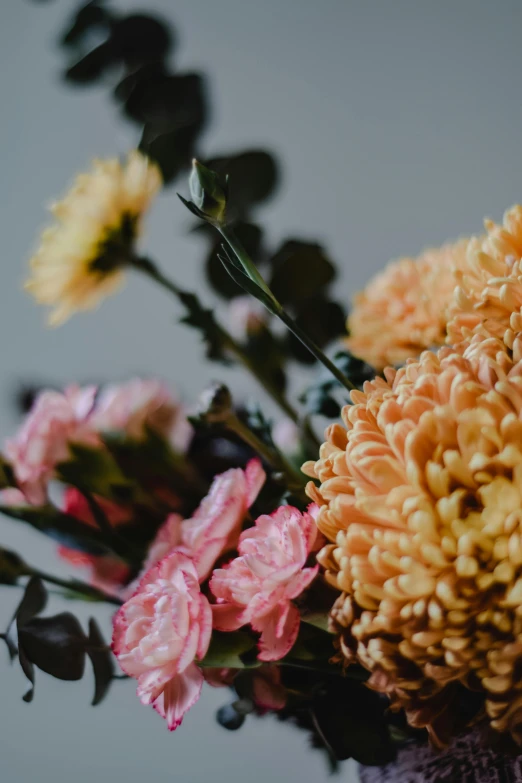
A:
[111,14,172,67]
[125,72,205,133]
[19,613,87,681]
[269,241,335,306]
[87,618,114,706]
[2,578,48,701]
[19,646,36,703]
[0,547,29,585]
[176,289,230,363]
[311,680,396,765]
[64,42,116,84]
[286,297,346,363]
[16,577,48,628]
[60,2,111,47]
[142,126,197,184]
[56,443,133,502]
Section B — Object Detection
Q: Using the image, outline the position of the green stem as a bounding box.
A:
[225,413,307,497]
[277,310,355,392]
[218,227,273,296]
[218,230,356,393]
[131,256,305,426]
[29,569,123,606]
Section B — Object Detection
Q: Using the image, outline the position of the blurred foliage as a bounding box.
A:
[53,0,351,392]
[0,578,114,705]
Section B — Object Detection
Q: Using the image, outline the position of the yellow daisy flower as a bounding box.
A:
[26,151,162,325]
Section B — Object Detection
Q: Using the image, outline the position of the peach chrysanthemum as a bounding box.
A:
[448,205,522,361]
[346,240,468,370]
[26,151,161,325]
[303,345,522,746]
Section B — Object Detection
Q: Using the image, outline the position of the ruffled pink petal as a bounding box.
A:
[211,603,244,631]
[192,538,225,583]
[244,458,266,507]
[286,565,319,600]
[197,596,213,660]
[152,663,203,730]
[256,603,300,662]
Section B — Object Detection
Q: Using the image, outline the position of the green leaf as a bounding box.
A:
[269,241,335,306]
[87,618,115,706]
[0,547,30,585]
[2,578,48,701]
[300,612,332,634]
[176,289,230,363]
[56,444,133,502]
[218,249,279,316]
[19,613,87,681]
[205,223,264,300]
[199,631,257,669]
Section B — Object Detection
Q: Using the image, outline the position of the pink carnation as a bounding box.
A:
[143,459,265,581]
[4,385,96,504]
[91,378,190,449]
[210,505,320,661]
[112,552,212,730]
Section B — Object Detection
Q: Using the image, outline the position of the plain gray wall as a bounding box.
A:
[2,1,522,781]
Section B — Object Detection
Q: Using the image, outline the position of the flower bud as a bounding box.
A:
[189,160,228,224]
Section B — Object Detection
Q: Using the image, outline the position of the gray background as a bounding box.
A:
[2,1,522,781]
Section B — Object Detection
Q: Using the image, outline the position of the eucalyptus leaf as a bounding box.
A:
[19,613,87,681]
[87,618,115,706]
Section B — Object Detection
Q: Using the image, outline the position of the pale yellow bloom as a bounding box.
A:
[303,345,522,746]
[346,240,468,370]
[26,151,162,325]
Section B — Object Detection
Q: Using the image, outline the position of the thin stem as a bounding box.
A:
[218,231,356,393]
[131,256,304,425]
[225,413,307,498]
[218,227,273,296]
[30,569,123,606]
[277,311,355,393]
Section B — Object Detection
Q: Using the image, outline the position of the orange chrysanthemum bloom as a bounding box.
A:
[346,240,468,370]
[303,345,522,746]
[447,205,522,362]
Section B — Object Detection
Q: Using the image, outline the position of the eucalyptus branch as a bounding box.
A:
[181,160,355,393]
[131,256,304,426]
[225,411,306,495]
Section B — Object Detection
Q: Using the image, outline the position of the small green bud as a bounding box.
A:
[189,159,228,224]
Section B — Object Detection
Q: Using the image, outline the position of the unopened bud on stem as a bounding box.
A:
[188,159,228,225]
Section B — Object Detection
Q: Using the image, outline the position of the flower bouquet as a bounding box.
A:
[6,3,522,782]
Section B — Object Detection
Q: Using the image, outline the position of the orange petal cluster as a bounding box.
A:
[303,345,522,745]
[346,240,468,370]
[447,205,522,361]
